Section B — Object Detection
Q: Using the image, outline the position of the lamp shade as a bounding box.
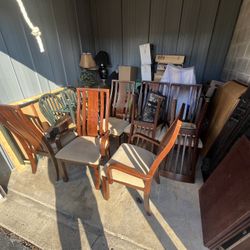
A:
[79,53,97,69]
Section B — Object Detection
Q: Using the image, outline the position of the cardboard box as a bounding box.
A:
[119,66,137,81]
[154,72,163,81]
[155,55,185,65]
[139,43,152,64]
[157,64,167,71]
[141,64,152,81]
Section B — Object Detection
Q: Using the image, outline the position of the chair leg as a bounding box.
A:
[93,165,101,190]
[118,135,122,146]
[106,147,111,159]
[154,169,160,184]
[26,151,38,174]
[58,160,68,182]
[50,155,60,182]
[102,176,110,200]
[144,192,152,216]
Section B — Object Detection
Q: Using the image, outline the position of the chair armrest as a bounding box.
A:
[45,115,72,135]
[100,130,110,156]
[55,128,76,150]
[131,133,160,147]
[106,162,150,181]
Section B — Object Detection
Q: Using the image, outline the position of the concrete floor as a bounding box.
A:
[0,152,207,250]
[0,226,39,250]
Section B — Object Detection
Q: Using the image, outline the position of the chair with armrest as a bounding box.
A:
[55,88,110,189]
[101,104,184,215]
[0,104,60,180]
[109,80,135,144]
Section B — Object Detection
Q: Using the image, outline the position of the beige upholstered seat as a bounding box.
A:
[101,143,155,188]
[108,117,130,136]
[55,136,103,165]
[123,123,131,134]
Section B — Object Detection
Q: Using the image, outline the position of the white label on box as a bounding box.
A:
[139,43,152,65]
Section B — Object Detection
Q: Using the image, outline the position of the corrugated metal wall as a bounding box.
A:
[87,0,242,82]
[0,0,242,104]
[0,0,87,104]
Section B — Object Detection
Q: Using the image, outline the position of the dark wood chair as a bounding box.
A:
[162,103,208,183]
[126,81,167,142]
[101,105,184,215]
[55,88,110,189]
[0,104,60,180]
[109,80,135,143]
[159,84,207,183]
[129,81,206,183]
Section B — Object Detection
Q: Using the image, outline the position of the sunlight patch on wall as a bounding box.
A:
[16,0,45,53]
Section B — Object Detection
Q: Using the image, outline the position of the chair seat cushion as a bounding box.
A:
[108,117,130,136]
[101,143,156,188]
[55,136,102,165]
[123,123,131,134]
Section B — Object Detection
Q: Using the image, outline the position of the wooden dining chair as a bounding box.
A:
[109,80,135,144]
[125,81,169,142]
[0,104,60,180]
[159,83,206,183]
[101,104,184,215]
[55,88,110,189]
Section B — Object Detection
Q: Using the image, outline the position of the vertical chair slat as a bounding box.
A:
[87,91,99,137]
[100,91,104,135]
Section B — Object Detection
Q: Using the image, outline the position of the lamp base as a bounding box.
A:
[80,69,100,87]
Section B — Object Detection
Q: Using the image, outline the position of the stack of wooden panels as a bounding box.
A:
[199,135,250,249]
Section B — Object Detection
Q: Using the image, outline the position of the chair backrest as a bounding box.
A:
[60,87,77,108]
[140,81,202,124]
[39,93,67,125]
[148,104,184,177]
[76,88,110,137]
[0,105,47,154]
[167,83,202,123]
[138,81,167,119]
[110,80,135,120]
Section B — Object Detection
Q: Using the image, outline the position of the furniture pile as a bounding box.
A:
[0,87,185,215]
[201,81,249,179]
